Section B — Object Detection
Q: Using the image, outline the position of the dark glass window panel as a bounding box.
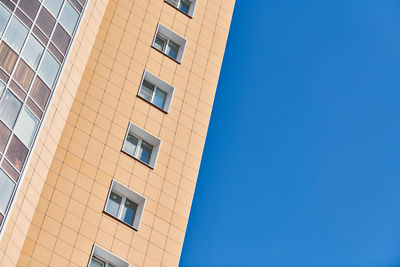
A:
[15,8,32,28]
[0,3,11,36]
[0,0,15,12]
[36,8,55,38]
[69,0,82,13]
[26,97,42,119]
[0,42,18,75]
[0,168,14,214]
[13,60,34,91]
[153,88,167,110]
[167,41,179,59]
[32,26,48,47]
[78,0,85,6]
[0,213,3,226]
[59,1,79,35]
[2,159,19,182]
[52,24,70,55]
[0,120,11,153]
[18,0,40,21]
[30,77,50,110]
[48,42,63,63]
[122,199,137,226]
[105,191,122,218]
[5,135,28,171]
[179,0,190,14]
[139,141,152,164]
[9,80,26,101]
[0,90,22,128]
[0,68,9,84]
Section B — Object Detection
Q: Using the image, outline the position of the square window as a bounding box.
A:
[104,180,146,230]
[166,0,197,17]
[0,169,14,214]
[3,17,28,53]
[138,70,174,113]
[59,1,79,35]
[0,90,22,129]
[43,0,64,18]
[0,4,11,36]
[14,106,39,147]
[122,122,161,169]
[89,244,129,267]
[152,24,187,63]
[21,34,44,70]
[37,51,60,88]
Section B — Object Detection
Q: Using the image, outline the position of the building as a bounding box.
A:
[0,0,234,266]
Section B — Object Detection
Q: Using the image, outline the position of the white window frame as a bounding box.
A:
[152,23,187,63]
[88,244,130,267]
[138,70,174,113]
[165,0,197,17]
[104,180,146,231]
[122,122,161,169]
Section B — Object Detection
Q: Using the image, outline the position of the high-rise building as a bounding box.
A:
[0,0,234,266]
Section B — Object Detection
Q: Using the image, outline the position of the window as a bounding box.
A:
[138,70,174,112]
[14,106,39,147]
[21,35,44,70]
[0,90,22,129]
[89,244,129,267]
[152,24,187,63]
[59,1,79,35]
[43,0,64,18]
[37,51,60,88]
[3,17,28,53]
[0,4,11,36]
[104,180,146,230]
[0,169,14,214]
[122,122,161,168]
[165,0,197,17]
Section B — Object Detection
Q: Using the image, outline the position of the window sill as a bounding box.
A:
[103,210,139,231]
[151,46,182,64]
[136,94,169,114]
[121,149,155,169]
[164,1,193,18]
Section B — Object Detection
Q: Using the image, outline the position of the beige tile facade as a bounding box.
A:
[0,0,234,266]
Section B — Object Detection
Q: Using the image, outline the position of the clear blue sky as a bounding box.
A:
[180,1,400,266]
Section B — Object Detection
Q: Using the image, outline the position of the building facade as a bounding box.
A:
[0,0,234,266]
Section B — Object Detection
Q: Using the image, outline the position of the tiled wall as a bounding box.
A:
[3,0,234,266]
[0,0,110,265]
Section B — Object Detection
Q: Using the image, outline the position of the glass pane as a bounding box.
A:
[14,107,39,147]
[3,17,29,53]
[18,0,41,21]
[13,60,34,91]
[0,80,5,96]
[21,35,44,70]
[6,135,28,171]
[154,35,165,52]
[121,198,137,226]
[179,0,190,14]
[52,24,70,55]
[105,191,122,218]
[0,169,14,214]
[30,77,50,110]
[167,41,179,59]
[0,120,11,153]
[0,90,22,129]
[0,4,11,36]
[43,0,64,18]
[139,81,154,102]
[90,258,105,267]
[0,42,18,74]
[139,141,153,164]
[123,133,138,157]
[38,51,60,88]
[153,88,167,109]
[59,1,79,35]
[36,8,56,37]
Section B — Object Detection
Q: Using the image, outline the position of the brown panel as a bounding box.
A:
[48,42,63,64]
[18,0,40,21]
[0,121,11,153]
[2,159,19,182]
[0,212,3,226]
[26,97,42,119]
[52,24,70,55]
[69,0,83,13]
[0,0,15,11]
[15,8,32,28]
[13,60,34,92]
[0,42,18,75]
[30,77,50,110]
[77,0,85,6]
[9,80,26,101]
[0,69,9,84]
[32,26,48,46]
[36,8,55,37]
[5,135,28,172]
